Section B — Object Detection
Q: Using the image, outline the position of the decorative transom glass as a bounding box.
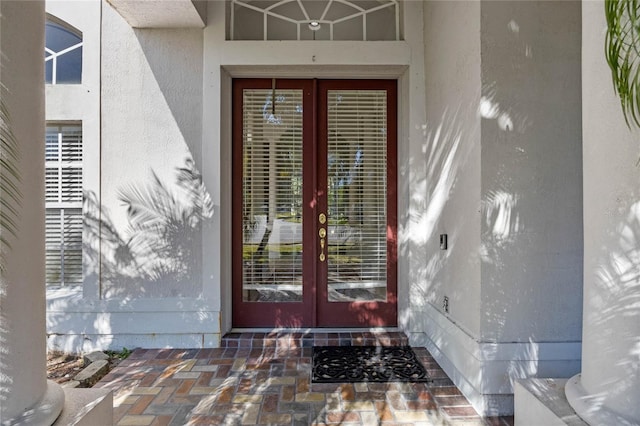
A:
[231,0,400,41]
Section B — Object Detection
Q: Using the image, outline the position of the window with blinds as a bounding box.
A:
[45,124,83,286]
[326,90,387,302]
[241,89,304,302]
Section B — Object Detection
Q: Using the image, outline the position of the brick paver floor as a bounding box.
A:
[95,332,514,426]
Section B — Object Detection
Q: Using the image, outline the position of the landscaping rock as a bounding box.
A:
[74,359,109,387]
[83,350,109,367]
[61,380,80,388]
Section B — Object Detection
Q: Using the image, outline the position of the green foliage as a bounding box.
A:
[605,0,640,127]
[105,347,132,359]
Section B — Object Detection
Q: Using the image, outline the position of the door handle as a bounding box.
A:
[319,227,326,262]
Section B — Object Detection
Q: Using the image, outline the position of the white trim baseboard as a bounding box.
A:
[409,303,581,416]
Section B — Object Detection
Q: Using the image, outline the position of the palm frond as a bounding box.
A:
[605,0,640,127]
[0,98,21,270]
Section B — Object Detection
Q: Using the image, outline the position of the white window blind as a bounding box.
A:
[242,89,304,302]
[326,90,387,302]
[45,124,83,286]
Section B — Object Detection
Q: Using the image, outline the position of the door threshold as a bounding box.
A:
[222,328,408,349]
[229,327,402,333]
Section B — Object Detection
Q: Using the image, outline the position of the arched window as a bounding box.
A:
[45,18,82,84]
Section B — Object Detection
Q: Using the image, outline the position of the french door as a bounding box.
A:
[232,79,397,327]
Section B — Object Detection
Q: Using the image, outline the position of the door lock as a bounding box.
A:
[319,227,326,262]
[319,213,327,224]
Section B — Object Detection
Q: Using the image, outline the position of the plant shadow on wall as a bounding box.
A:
[400,103,478,324]
[582,198,640,416]
[479,3,583,397]
[401,5,533,329]
[408,5,584,409]
[404,91,531,341]
[478,78,529,347]
[480,7,540,351]
[84,158,213,299]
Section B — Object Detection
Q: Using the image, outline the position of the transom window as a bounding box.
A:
[45,18,82,84]
[230,0,400,41]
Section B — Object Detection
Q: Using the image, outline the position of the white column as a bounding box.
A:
[0,1,64,424]
[565,2,640,424]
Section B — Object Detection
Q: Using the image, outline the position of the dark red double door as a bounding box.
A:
[232,79,397,327]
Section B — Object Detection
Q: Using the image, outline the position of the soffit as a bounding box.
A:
[106,0,207,28]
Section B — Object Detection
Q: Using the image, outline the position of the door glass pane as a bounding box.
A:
[326,90,387,302]
[242,89,304,302]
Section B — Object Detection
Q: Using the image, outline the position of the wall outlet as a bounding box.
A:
[443,295,449,314]
[440,234,448,250]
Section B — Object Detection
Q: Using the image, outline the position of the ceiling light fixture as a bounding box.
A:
[308,21,321,31]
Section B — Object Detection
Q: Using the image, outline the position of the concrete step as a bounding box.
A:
[514,378,588,426]
[53,388,112,426]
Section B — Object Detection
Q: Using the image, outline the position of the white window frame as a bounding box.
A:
[45,123,83,286]
[45,17,83,85]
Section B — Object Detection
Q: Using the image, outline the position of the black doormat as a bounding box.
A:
[312,346,430,383]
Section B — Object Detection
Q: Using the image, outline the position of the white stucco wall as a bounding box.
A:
[47,0,219,352]
[47,0,427,350]
[479,1,583,343]
[573,1,640,422]
[416,0,583,416]
[419,0,482,339]
[101,4,205,299]
[45,0,102,298]
[43,2,586,418]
